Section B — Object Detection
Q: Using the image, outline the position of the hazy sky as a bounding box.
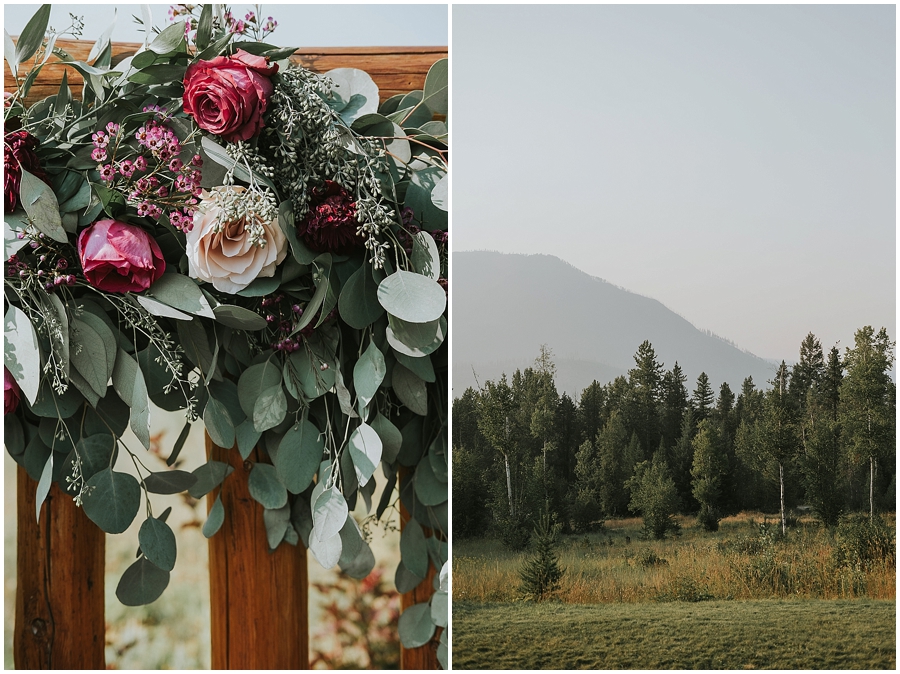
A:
[454,5,895,363]
[5,3,448,47]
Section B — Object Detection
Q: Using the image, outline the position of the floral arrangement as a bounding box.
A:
[4,4,447,663]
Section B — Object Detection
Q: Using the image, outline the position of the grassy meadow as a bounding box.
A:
[453,512,896,669]
[452,599,896,669]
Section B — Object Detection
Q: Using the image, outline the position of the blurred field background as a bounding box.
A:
[5,409,401,669]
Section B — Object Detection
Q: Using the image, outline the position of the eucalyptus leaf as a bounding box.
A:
[15,4,51,65]
[411,231,441,280]
[35,453,53,522]
[189,461,234,499]
[386,315,446,358]
[377,270,447,324]
[204,395,235,449]
[235,419,262,460]
[166,421,192,467]
[4,305,42,404]
[398,601,436,649]
[203,493,225,538]
[422,58,448,115]
[149,20,186,54]
[248,463,287,510]
[370,413,403,464]
[213,304,268,330]
[392,363,428,416]
[138,517,177,571]
[82,468,141,534]
[338,262,385,329]
[19,169,67,243]
[136,295,192,321]
[147,274,215,318]
[313,486,349,542]
[116,557,170,606]
[400,518,429,578]
[308,529,342,569]
[142,470,198,495]
[348,422,382,488]
[275,418,323,494]
[70,318,110,398]
[263,503,291,550]
[353,340,386,411]
[395,351,436,383]
[253,384,287,432]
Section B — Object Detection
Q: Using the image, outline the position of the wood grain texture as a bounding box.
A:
[399,467,442,671]
[5,38,447,106]
[14,466,106,670]
[206,434,309,670]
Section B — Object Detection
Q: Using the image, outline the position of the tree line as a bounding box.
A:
[453,327,895,543]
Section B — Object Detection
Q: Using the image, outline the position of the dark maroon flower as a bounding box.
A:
[296,181,363,254]
[5,130,48,213]
[5,367,21,415]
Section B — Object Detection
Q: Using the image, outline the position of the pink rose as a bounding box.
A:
[182,49,279,143]
[4,367,20,415]
[77,219,166,293]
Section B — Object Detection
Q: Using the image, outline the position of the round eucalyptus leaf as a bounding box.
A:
[392,363,428,416]
[400,518,429,578]
[338,262,385,329]
[75,434,116,481]
[308,528,342,569]
[115,557,170,606]
[394,558,425,593]
[253,384,287,432]
[237,360,283,418]
[377,270,446,324]
[189,460,234,499]
[370,412,403,464]
[431,589,448,628]
[313,486,348,542]
[248,463,288,510]
[414,456,447,507]
[204,396,235,449]
[142,470,198,495]
[340,537,376,580]
[275,419,324,494]
[398,601,436,649]
[82,468,141,534]
[138,517,177,571]
[386,315,446,358]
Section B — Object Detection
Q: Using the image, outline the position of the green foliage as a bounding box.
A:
[833,513,896,570]
[627,452,681,540]
[519,513,564,600]
[690,419,727,531]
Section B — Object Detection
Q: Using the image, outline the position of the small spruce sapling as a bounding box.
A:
[519,513,564,600]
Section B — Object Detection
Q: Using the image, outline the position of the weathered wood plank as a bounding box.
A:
[14,466,106,669]
[5,38,446,106]
[206,434,309,669]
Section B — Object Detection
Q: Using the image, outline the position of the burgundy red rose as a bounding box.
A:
[77,219,166,293]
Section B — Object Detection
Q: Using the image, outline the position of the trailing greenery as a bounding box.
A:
[453,329,895,544]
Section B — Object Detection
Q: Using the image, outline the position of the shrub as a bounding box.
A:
[636,549,668,568]
[833,514,895,570]
[626,453,681,540]
[519,513,564,600]
[496,512,532,551]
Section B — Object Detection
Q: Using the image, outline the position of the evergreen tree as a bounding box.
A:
[761,362,800,534]
[596,412,632,516]
[518,513,564,600]
[671,406,698,512]
[692,372,715,422]
[691,419,728,531]
[841,326,896,519]
[789,332,825,407]
[627,450,681,539]
[572,438,603,532]
[578,381,607,446]
[660,362,689,449]
[628,341,664,453]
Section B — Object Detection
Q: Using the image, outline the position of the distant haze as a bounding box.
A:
[453,5,895,364]
[453,252,779,398]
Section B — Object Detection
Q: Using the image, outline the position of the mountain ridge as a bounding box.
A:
[452,251,777,398]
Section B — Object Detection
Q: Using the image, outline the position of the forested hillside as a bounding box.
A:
[453,327,896,542]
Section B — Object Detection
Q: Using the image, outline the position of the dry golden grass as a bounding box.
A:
[453,512,896,605]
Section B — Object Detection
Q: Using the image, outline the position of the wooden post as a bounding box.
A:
[399,468,442,670]
[206,434,309,669]
[14,466,106,669]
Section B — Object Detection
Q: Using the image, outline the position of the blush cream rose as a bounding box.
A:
[186,186,287,294]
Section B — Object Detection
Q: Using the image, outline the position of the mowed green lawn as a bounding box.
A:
[452,599,896,669]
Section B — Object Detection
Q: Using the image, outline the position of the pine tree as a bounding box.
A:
[691,419,728,531]
[519,513,564,600]
[692,372,715,422]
